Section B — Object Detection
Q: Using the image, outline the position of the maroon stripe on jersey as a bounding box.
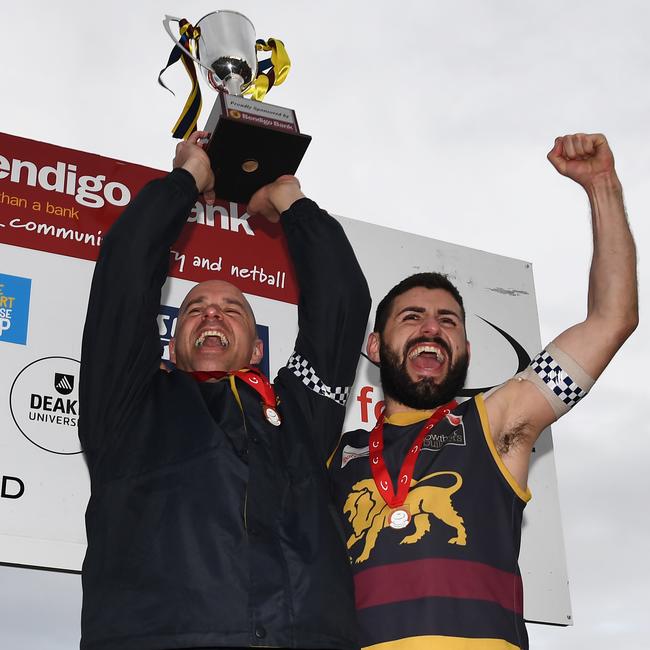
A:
[354,558,523,614]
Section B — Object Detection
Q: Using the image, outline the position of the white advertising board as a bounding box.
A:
[0,133,571,625]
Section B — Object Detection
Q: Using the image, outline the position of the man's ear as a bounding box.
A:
[169,338,177,363]
[249,338,264,366]
[367,332,381,364]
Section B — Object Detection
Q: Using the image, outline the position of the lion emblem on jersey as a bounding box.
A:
[343,471,467,563]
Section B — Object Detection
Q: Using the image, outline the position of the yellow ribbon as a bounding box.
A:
[228,374,244,413]
[163,25,292,138]
[244,38,291,101]
[168,20,203,140]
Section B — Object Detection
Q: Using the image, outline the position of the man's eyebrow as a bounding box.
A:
[182,297,205,313]
[181,295,250,315]
[222,297,246,309]
[395,306,426,317]
[395,306,461,319]
[438,308,462,319]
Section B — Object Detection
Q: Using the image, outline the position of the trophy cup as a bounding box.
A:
[162,11,311,203]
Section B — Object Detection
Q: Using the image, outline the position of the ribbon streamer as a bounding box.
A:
[158,18,203,140]
[159,24,292,136]
[243,38,291,101]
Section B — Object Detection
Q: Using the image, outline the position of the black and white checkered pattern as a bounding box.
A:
[531,350,586,407]
[287,352,350,406]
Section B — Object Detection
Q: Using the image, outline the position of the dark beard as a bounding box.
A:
[379,337,469,410]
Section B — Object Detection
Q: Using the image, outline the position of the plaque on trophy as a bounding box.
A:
[162,11,311,203]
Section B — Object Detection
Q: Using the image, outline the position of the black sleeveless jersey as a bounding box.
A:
[329,395,531,650]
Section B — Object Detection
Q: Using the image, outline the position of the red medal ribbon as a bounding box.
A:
[369,400,458,508]
[191,367,278,411]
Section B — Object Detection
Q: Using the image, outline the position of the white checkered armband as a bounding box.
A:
[287,352,350,406]
[516,342,594,419]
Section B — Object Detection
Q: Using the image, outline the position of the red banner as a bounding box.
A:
[0,132,298,304]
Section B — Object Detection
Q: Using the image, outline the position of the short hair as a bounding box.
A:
[373,272,466,334]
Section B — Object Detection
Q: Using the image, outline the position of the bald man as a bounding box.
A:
[79,132,371,650]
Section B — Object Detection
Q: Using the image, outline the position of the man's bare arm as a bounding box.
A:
[548,134,638,371]
[486,133,638,488]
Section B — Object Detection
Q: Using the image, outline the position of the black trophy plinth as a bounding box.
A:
[204,93,311,204]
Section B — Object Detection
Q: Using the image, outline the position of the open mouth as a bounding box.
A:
[195,330,229,349]
[406,342,447,373]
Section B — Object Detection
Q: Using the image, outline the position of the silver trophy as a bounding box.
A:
[163,11,311,203]
[163,11,257,95]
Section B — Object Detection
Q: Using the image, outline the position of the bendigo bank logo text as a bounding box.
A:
[0,154,131,209]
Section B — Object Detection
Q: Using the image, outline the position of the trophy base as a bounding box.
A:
[207,119,311,204]
[204,93,311,204]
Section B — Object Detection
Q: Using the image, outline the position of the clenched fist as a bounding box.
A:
[547,133,618,190]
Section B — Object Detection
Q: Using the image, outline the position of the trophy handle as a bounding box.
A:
[162,15,210,74]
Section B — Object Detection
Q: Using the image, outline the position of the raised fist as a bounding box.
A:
[547,133,617,189]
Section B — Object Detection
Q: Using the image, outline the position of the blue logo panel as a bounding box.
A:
[255,324,270,378]
[0,273,32,346]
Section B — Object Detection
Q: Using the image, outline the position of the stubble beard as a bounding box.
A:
[379,337,469,410]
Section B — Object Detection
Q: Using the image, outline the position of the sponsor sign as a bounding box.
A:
[0,132,298,303]
[0,272,31,345]
[0,132,571,624]
[9,357,81,455]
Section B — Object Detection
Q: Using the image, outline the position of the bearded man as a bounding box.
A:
[328,133,638,650]
[79,132,370,650]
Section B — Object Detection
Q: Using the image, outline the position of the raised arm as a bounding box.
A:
[486,133,638,486]
[79,133,212,459]
[546,133,638,365]
[249,177,372,459]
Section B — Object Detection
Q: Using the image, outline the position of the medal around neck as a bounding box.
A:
[263,405,282,426]
[388,506,411,529]
[161,11,311,203]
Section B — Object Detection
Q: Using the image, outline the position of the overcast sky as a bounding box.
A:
[1,1,648,648]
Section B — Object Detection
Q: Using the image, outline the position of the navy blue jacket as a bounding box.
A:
[79,169,370,650]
